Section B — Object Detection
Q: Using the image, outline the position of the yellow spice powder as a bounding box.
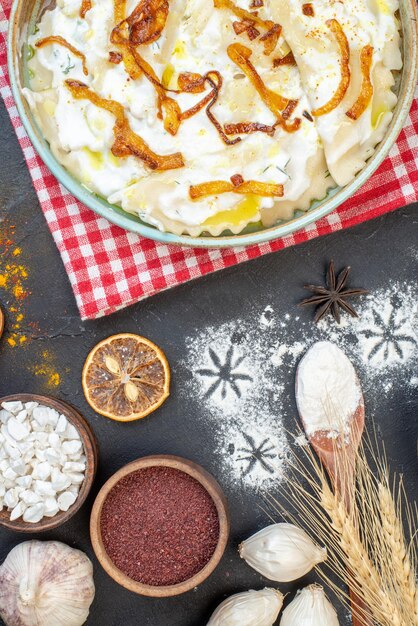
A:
[32,350,61,388]
[0,230,30,347]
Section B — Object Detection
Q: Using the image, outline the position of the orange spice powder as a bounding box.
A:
[0,223,30,347]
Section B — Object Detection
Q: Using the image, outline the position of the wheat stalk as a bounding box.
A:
[267,426,417,626]
[320,481,404,626]
[378,482,418,625]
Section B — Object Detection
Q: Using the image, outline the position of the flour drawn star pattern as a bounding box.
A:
[197,346,253,399]
[236,433,276,477]
[358,297,416,362]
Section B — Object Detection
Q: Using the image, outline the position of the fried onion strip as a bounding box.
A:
[214,0,280,54]
[259,24,281,55]
[126,0,169,45]
[273,51,296,67]
[227,43,290,114]
[346,45,374,120]
[204,72,241,145]
[282,98,298,120]
[178,72,206,93]
[189,179,284,200]
[65,80,184,170]
[302,3,314,16]
[80,0,92,18]
[224,121,275,135]
[214,0,269,29]
[109,51,123,63]
[230,174,244,186]
[311,19,351,117]
[111,0,142,79]
[227,43,301,132]
[35,36,88,76]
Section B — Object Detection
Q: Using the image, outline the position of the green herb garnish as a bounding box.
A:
[62,55,76,75]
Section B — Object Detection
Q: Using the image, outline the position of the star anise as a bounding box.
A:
[300,260,368,323]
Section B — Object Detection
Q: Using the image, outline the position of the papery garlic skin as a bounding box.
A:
[240,523,327,582]
[280,584,339,625]
[0,541,95,626]
[207,588,284,626]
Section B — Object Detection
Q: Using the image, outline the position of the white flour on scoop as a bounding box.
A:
[295,341,361,438]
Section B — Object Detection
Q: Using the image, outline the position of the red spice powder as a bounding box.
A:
[100,466,220,586]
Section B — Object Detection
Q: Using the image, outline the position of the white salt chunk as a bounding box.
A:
[64,423,80,440]
[3,468,18,481]
[10,501,26,521]
[7,419,30,442]
[48,433,61,449]
[24,402,38,411]
[62,440,82,455]
[45,448,60,464]
[46,408,59,428]
[67,472,85,485]
[2,402,23,414]
[34,480,56,497]
[35,449,47,462]
[57,491,77,511]
[23,503,45,523]
[55,415,68,434]
[4,442,20,460]
[51,468,71,492]
[11,461,27,476]
[0,410,11,424]
[44,497,59,517]
[16,475,32,488]
[4,489,19,509]
[32,461,51,481]
[32,406,49,426]
[21,490,42,505]
[15,410,28,423]
[64,461,86,473]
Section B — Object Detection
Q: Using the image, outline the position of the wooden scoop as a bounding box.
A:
[295,366,372,626]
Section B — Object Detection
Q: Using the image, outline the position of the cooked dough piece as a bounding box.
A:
[270,0,401,186]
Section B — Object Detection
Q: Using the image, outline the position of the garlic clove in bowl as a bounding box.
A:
[0,540,95,626]
[239,522,327,582]
[207,588,284,626]
[280,584,340,625]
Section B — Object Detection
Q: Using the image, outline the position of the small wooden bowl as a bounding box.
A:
[0,394,98,532]
[90,455,230,597]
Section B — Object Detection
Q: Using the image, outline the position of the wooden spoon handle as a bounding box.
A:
[350,588,374,626]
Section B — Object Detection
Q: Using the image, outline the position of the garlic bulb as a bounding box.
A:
[239,523,327,582]
[280,584,339,625]
[207,588,284,626]
[0,541,95,626]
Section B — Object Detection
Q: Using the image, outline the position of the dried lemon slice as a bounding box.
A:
[82,333,170,422]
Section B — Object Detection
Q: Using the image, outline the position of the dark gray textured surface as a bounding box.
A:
[0,97,417,625]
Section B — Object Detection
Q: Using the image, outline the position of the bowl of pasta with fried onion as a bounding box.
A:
[8,0,417,247]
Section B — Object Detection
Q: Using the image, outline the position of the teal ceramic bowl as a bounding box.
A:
[8,0,418,248]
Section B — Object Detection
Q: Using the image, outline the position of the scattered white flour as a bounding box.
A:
[181,282,417,494]
[296,342,361,437]
[183,322,288,492]
[270,282,417,383]
[259,305,275,328]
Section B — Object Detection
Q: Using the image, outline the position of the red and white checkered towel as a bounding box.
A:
[1,1,417,319]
